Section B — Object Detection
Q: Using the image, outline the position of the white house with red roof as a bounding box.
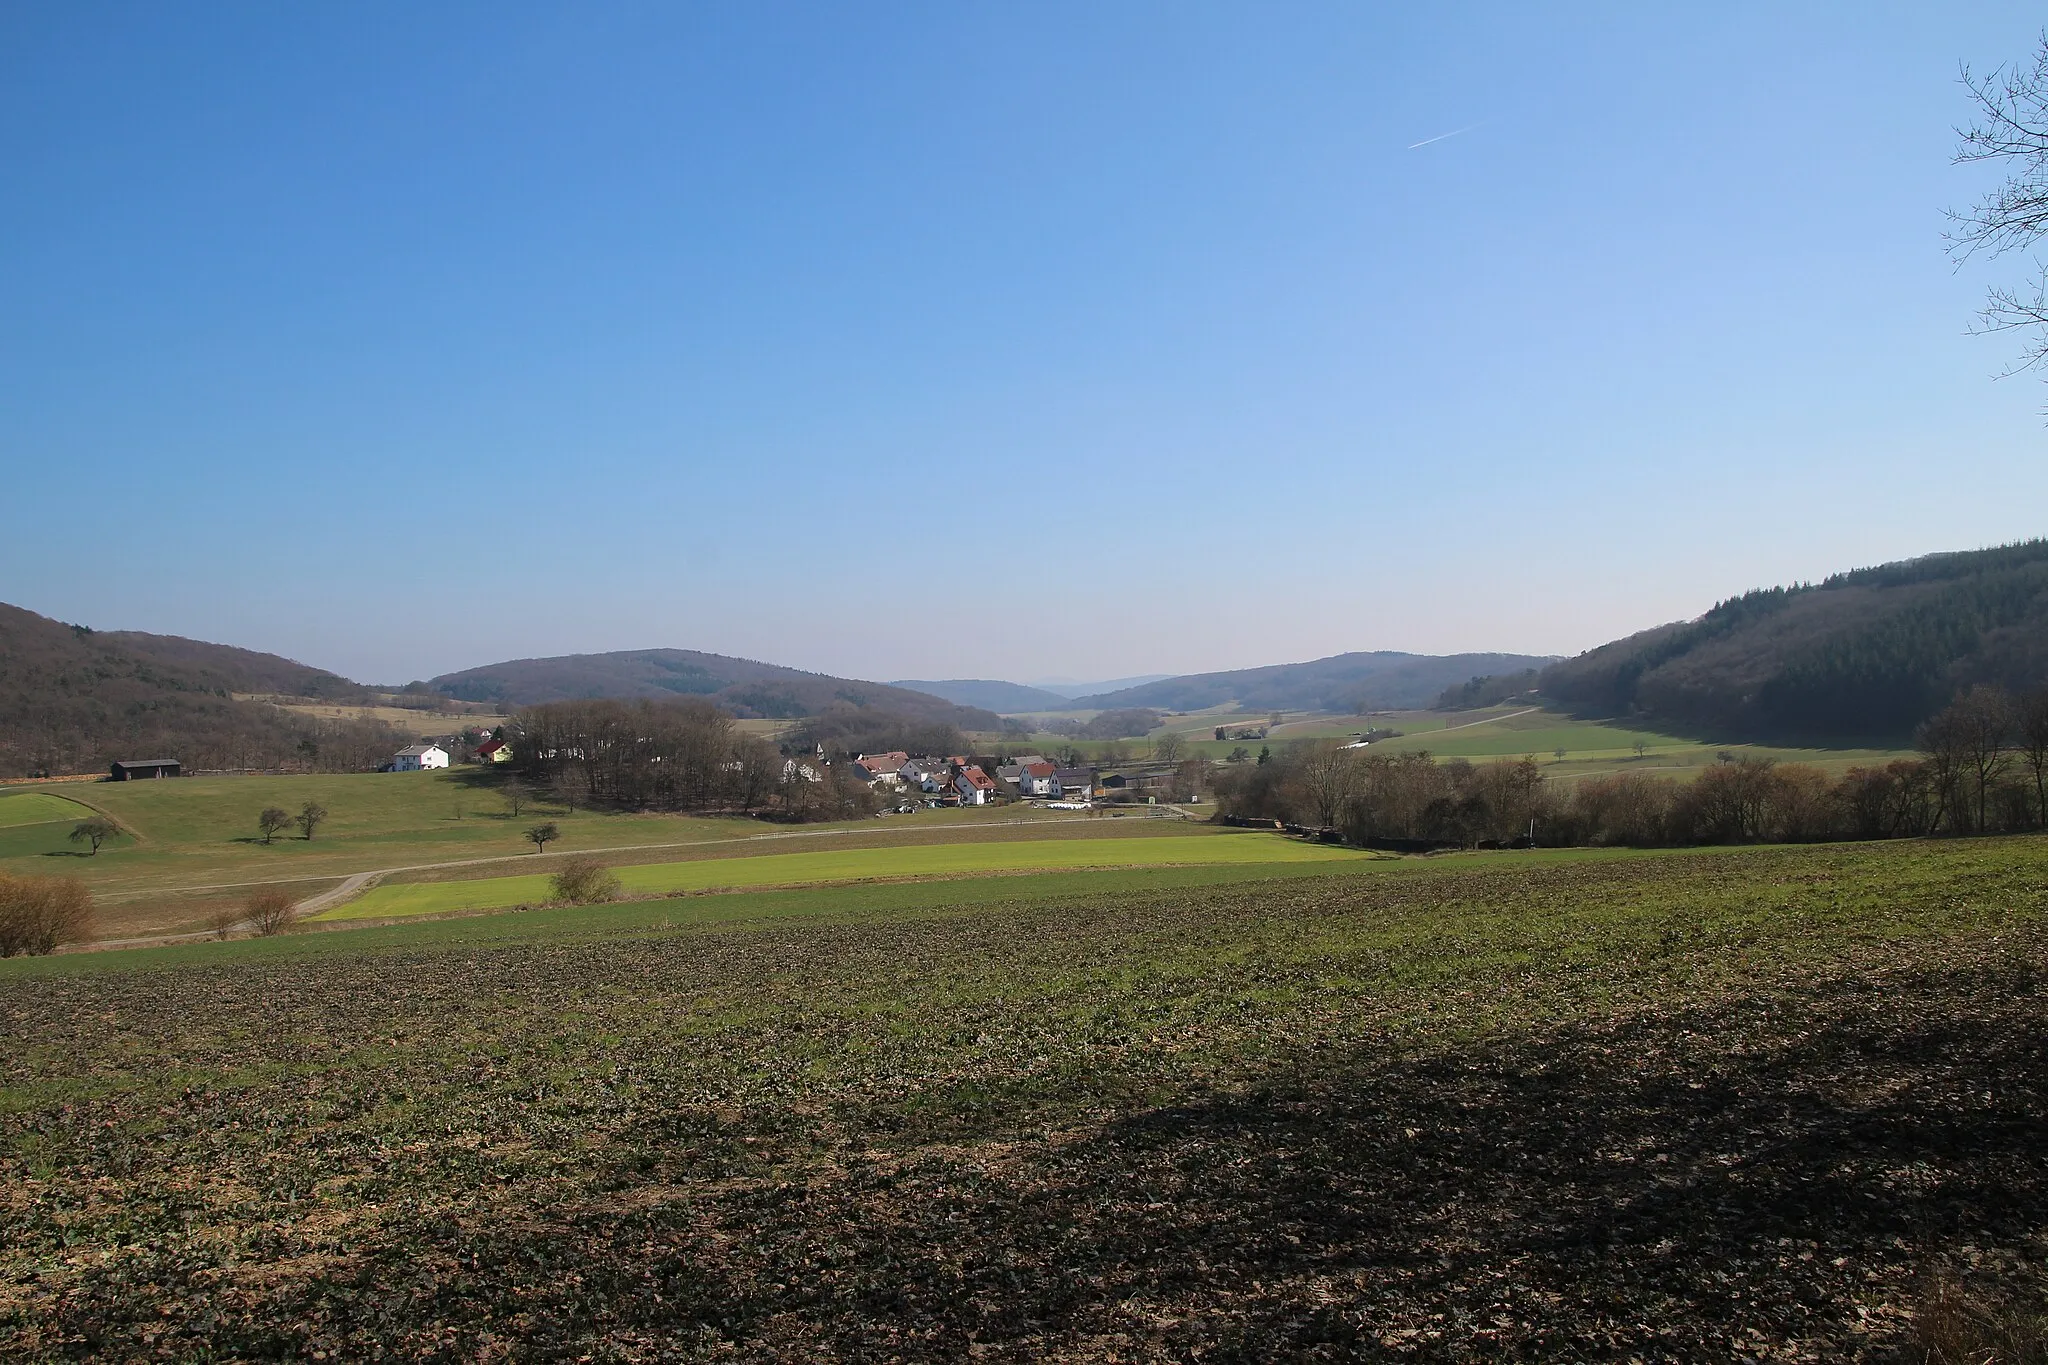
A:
[954,764,997,806]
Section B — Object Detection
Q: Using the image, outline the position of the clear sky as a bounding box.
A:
[4,3,2045,686]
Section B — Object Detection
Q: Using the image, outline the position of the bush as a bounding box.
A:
[551,856,622,905]
[0,874,94,956]
[244,888,297,936]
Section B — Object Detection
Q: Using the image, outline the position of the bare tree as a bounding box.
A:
[1950,686,2015,833]
[257,806,293,845]
[2019,685,2048,828]
[1952,39,2048,383]
[68,817,119,856]
[296,802,329,840]
[244,888,296,936]
[0,874,93,955]
[1153,731,1186,763]
[525,822,560,854]
[1292,741,1359,829]
[503,780,528,819]
[550,855,622,905]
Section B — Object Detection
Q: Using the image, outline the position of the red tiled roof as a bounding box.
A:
[958,765,996,790]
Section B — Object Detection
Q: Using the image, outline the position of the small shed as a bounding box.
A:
[110,759,182,781]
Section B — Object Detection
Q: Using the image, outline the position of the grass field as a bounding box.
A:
[3,836,2044,1357]
[0,770,1231,938]
[315,831,1371,920]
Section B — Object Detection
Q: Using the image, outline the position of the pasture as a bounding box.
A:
[0,770,1219,938]
[2,836,2043,1358]
[315,830,1370,920]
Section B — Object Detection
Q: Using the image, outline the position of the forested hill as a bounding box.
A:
[0,604,405,777]
[430,650,999,729]
[100,630,368,700]
[1074,651,1556,713]
[1541,539,2048,741]
[890,679,1074,712]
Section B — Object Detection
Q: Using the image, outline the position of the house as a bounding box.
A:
[994,763,1025,786]
[1016,759,1057,797]
[392,744,451,771]
[853,751,910,784]
[1052,767,1099,799]
[475,738,512,764]
[902,758,952,793]
[109,759,180,781]
[954,765,997,806]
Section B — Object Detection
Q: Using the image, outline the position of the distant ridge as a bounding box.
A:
[1541,539,2048,741]
[432,649,998,728]
[890,679,1074,712]
[1074,652,1557,713]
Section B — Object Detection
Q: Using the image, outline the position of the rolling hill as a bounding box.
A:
[1073,651,1557,713]
[1540,539,2048,740]
[431,650,999,728]
[100,630,368,700]
[890,679,1075,712]
[0,603,407,778]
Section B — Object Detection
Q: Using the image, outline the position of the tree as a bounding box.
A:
[0,874,93,955]
[1227,746,1252,763]
[257,806,293,844]
[550,855,622,905]
[503,780,528,818]
[244,887,296,936]
[1153,731,1185,763]
[2017,685,2048,828]
[1292,741,1359,829]
[1951,39,2048,383]
[525,822,560,854]
[68,817,119,856]
[1949,685,2015,832]
[1554,747,1568,763]
[296,802,329,840]
[1256,746,1271,766]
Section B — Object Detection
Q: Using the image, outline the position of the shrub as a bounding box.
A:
[0,874,94,956]
[244,888,297,936]
[551,855,622,905]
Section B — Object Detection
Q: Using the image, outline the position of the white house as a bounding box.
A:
[392,743,450,771]
[955,765,997,806]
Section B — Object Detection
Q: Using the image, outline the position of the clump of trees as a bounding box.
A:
[0,874,94,955]
[1041,709,1161,741]
[1214,684,2048,849]
[513,698,876,822]
[550,855,622,905]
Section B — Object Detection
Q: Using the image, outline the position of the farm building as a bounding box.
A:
[391,744,450,771]
[109,759,181,781]
[475,738,512,763]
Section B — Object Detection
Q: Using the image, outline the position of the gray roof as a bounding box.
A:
[394,743,445,756]
[113,759,178,766]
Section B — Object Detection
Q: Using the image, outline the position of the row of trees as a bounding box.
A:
[1215,686,2048,848]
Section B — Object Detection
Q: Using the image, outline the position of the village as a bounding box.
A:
[360,731,1206,812]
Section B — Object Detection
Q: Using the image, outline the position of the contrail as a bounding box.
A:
[1407,121,1484,150]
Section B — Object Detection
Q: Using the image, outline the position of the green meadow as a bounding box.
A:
[318,830,1370,921]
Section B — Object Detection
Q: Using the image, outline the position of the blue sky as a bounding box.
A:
[4,3,2044,685]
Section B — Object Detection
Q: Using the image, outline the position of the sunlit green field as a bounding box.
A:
[319,831,1370,920]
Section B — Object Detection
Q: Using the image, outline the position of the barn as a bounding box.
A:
[109,759,181,781]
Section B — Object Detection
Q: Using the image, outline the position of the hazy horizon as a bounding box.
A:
[6,4,2045,684]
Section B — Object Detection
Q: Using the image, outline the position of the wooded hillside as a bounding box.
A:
[1075,651,1555,713]
[430,649,999,730]
[1541,540,2048,740]
[0,604,408,777]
